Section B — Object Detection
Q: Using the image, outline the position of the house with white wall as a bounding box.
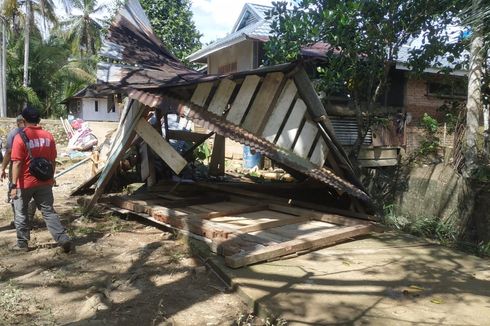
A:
[62,86,122,122]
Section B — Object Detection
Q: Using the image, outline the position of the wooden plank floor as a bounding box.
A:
[103,185,377,268]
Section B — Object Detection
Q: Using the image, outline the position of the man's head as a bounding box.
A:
[21,106,41,125]
[16,115,25,128]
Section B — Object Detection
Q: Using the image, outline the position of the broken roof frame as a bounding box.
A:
[82,0,372,214]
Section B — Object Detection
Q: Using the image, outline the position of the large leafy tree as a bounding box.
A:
[139,0,201,61]
[265,0,466,159]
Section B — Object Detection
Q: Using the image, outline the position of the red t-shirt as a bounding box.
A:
[11,125,57,189]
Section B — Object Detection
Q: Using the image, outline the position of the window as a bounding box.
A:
[427,78,467,99]
[94,100,98,112]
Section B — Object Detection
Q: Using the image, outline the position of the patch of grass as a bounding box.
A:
[109,214,130,233]
[74,200,105,218]
[234,313,288,326]
[383,204,489,257]
[0,281,55,325]
[383,204,458,244]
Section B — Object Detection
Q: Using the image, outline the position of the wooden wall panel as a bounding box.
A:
[310,137,329,167]
[241,72,284,134]
[190,82,214,107]
[207,79,236,115]
[226,75,261,125]
[261,79,297,142]
[293,120,318,158]
[276,99,307,149]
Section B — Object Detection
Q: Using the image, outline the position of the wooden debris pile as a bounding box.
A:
[72,0,380,268]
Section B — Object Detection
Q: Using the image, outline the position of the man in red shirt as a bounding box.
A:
[10,106,72,252]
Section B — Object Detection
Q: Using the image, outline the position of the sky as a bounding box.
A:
[191,0,280,44]
[56,0,285,44]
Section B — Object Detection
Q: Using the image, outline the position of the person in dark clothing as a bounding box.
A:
[1,116,36,228]
[10,107,72,253]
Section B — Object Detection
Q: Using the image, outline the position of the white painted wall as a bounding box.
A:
[80,98,120,122]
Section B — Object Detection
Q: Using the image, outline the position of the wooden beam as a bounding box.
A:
[237,214,311,233]
[193,182,376,221]
[85,101,145,212]
[167,130,211,143]
[208,134,225,176]
[357,159,399,167]
[194,204,269,220]
[293,68,333,131]
[154,194,230,208]
[134,117,188,174]
[151,208,275,245]
[225,224,374,268]
[267,204,372,226]
[182,132,214,161]
[139,143,150,181]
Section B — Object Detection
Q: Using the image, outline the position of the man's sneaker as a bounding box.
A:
[60,241,73,253]
[10,244,29,252]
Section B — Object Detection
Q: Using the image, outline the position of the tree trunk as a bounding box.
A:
[464,27,484,175]
[23,0,31,87]
[0,18,7,117]
[484,102,489,157]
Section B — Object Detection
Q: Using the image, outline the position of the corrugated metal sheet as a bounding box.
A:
[330,117,372,146]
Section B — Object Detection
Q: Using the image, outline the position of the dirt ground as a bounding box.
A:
[0,159,252,326]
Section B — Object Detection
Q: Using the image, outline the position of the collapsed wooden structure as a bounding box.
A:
[74,0,379,268]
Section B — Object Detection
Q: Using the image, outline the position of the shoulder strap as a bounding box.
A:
[18,130,33,159]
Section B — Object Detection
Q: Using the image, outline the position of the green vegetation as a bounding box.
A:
[418,113,440,157]
[139,0,201,62]
[265,0,466,158]
[0,281,55,325]
[1,0,201,118]
[383,204,490,257]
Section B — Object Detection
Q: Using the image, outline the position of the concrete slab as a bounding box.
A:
[193,232,490,325]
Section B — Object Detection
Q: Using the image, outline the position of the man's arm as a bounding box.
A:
[10,161,21,199]
[1,149,11,179]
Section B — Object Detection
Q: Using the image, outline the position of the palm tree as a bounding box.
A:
[463,0,490,170]
[2,0,65,88]
[62,0,106,57]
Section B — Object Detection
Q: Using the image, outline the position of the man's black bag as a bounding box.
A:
[19,130,54,181]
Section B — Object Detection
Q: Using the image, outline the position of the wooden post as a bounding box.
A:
[209,134,225,177]
[91,150,100,177]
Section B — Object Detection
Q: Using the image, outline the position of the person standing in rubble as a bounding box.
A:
[9,106,72,252]
[1,115,36,228]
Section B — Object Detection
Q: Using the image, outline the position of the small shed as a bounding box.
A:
[74,0,380,269]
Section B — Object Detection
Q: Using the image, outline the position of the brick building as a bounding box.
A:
[188,3,468,166]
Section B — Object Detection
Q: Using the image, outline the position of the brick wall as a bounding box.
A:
[405,126,455,154]
[405,77,447,123]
